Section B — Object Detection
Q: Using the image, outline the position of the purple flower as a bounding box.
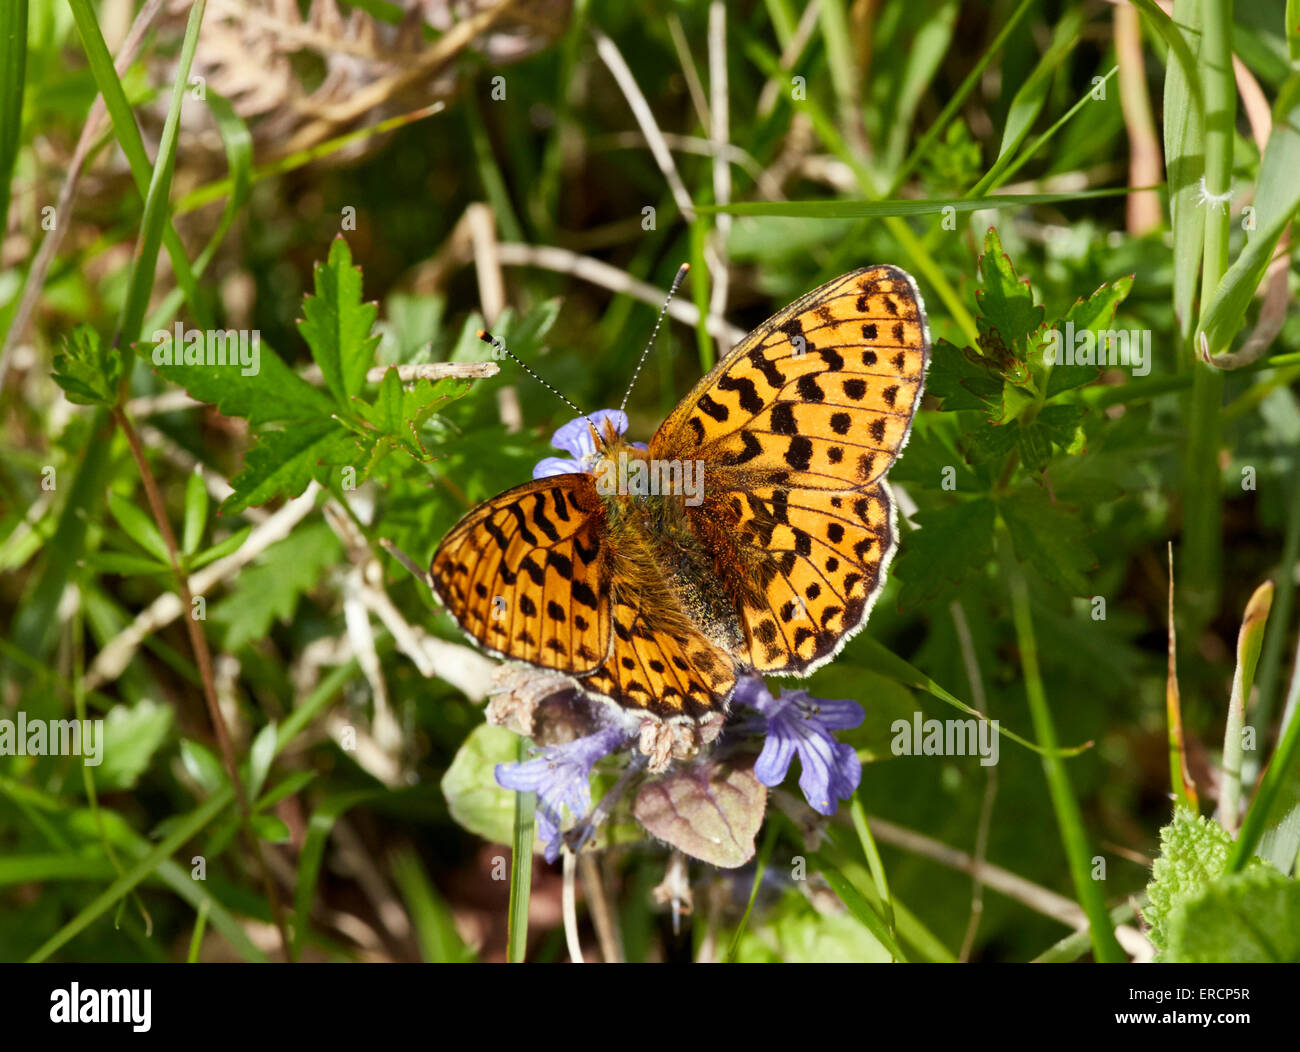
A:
[532,409,648,479]
[734,676,864,816]
[495,724,628,862]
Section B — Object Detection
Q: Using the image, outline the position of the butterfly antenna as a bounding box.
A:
[477,330,587,418]
[618,263,690,417]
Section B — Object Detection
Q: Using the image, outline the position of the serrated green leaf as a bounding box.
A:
[998,489,1094,595]
[152,332,334,425]
[1142,806,1233,953]
[298,237,379,408]
[894,499,995,607]
[927,339,1003,414]
[220,419,349,515]
[976,227,1044,358]
[1041,276,1135,397]
[350,374,466,463]
[210,521,341,650]
[92,699,174,792]
[52,325,122,407]
[1165,867,1300,963]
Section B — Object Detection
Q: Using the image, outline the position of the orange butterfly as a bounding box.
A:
[431,266,929,731]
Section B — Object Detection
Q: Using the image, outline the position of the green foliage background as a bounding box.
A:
[2,0,1299,963]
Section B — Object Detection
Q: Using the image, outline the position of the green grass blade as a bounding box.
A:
[506,735,536,963]
[1221,582,1275,834]
[1001,533,1126,962]
[808,852,908,961]
[26,787,234,962]
[116,0,206,351]
[887,0,1039,194]
[65,0,210,331]
[0,0,27,231]
[1200,74,1300,354]
[391,846,475,962]
[292,789,386,960]
[187,899,210,962]
[697,186,1152,218]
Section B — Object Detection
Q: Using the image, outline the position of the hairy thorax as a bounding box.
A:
[599,443,746,658]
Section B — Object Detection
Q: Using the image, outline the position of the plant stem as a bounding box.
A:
[1000,533,1126,962]
[112,405,291,960]
[1182,0,1234,626]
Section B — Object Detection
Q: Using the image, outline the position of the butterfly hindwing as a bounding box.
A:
[430,475,612,674]
[580,593,737,721]
[711,480,896,673]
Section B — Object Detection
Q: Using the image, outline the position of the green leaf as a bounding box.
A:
[1158,0,1206,339]
[52,326,122,407]
[92,699,174,792]
[180,740,227,795]
[350,373,467,463]
[998,489,1095,595]
[189,525,252,570]
[696,186,1148,218]
[65,0,209,330]
[247,722,277,801]
[152,333,335,426]
[993,7,1084,173]
[83,551,173,577]
[1165,867,1300,963]
[293,789,385,960]
[1143,807,1233,954]
[440,723,521,846]
[927,339,1004,415]
[808,852,907,961]
[1200,76,1300,354]
[106,490,170,565]
[1041,275,1135,397]
[976,227,1043,362]
[182,468,209,555]
[255,770,317,812]
[250,814,291,844]
[116,0,206,347]
[0,0,26,234]
[632,753,767,868]
[390,847,476,962]
[894,499,995,607]
[210,521,341,650]
[298,236,379,409]
[220,420,349,515]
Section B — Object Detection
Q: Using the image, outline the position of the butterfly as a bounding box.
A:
[431,266,929,729]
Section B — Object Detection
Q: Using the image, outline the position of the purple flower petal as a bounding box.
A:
[532,455,585,480]
[494,724,629,862]
[549,409,629,460]
[738,676,865,816]
[534,410,635,481]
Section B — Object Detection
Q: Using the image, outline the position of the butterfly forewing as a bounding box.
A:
[655,265,928,677]
[430,475,612,674]
[651,266,927,488]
